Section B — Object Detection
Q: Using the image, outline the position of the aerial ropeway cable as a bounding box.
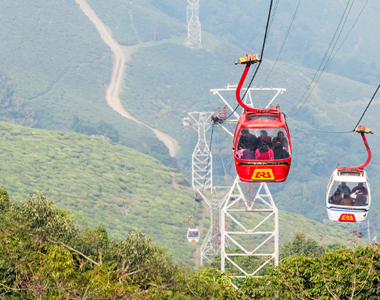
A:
[288,0,365,118]
[224,0,274,121]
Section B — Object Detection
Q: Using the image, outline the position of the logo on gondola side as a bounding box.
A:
[251,169,275,180]
[338,214,356,222]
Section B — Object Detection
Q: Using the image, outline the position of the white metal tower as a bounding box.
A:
[188,112,213,190]
[186,112,227,265]
[198,187,231,266]
[210,84,286,285]
[185,0,202,49]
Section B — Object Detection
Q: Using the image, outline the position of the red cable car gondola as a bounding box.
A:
[233,54,292,183]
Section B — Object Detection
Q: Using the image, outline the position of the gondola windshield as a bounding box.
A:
[236,128,291,160]
[328,180,369,207]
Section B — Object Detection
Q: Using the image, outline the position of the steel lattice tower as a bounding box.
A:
[185,0,202,49]
[188,112,213,190]
[210,84,286,286]
[186,112,229,265]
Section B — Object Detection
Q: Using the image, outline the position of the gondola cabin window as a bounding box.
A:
[236,128,290,160]
[328,181,369,207]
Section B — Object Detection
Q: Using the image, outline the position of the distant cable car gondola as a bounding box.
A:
[183,117,190,126]
[187,215,200,243]
[233,54,292,182]
[326,126,372,223]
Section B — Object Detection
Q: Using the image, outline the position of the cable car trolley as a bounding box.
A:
[326,126,373,223]
[233,54,292,183]
[187,215,200,243]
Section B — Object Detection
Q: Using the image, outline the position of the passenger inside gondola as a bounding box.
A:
[272,131,288,150]
[337,182,351,195]
[255,142,274,159]
[237,143,254,160]
[258,130,272,148]
[273,142,289,159]
[189,231,199,237]
[340,192,354,206]
[238,128,257,150]
[329,190,342,205]
[352,182,368,195]
[351,187,368,206]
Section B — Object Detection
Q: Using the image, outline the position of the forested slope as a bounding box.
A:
[1,193,379,299]
[0,121,355,266]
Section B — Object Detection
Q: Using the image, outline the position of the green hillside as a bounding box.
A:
[0,0,173,166]
[1,0,379,250]
[0,121,198,265]
[0,122,356,264]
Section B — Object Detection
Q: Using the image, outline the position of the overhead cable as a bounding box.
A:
[288,0,356,117]
[354,83,380,130]
[225,0,274,120]
[263,0,301,86]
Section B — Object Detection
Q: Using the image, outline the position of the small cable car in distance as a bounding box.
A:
[183,117,190,126]
[326,126,373,223]
[233,54,292,183]
[187,215,200,243]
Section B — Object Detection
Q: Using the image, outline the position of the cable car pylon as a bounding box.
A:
[185,112,229,265]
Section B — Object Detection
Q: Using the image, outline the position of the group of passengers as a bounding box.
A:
[188,230,199,237]
[237,129,290,160]
[329,182,368,206]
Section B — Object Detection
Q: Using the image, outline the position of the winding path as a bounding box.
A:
[75,0,180,157]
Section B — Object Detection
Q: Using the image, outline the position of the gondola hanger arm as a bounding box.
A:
[235,54,261,112]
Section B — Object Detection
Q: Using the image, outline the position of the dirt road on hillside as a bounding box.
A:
[75,0,180,157]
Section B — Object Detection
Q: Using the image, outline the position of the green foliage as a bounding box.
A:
[72,116,120,142]
[240,242,380,299]
[0,191,240,299]
[0,75,35,126]
[11,192,78,244]
[280,231,322,259]
[0,186,10,212]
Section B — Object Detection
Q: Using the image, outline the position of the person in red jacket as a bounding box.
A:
[255,143,274,160]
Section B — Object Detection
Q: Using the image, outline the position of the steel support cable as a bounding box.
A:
[289,0,356,117]
[262,0,301,86]
[354,83,380,130]
[267,0,281,33]
[325,0,369,67]
[287,0,355,116]
[225,0,274,121]
[288,73,378,135]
